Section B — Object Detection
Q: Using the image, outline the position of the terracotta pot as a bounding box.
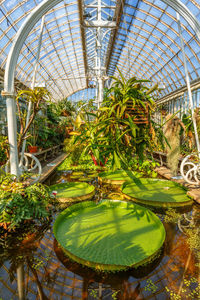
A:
[28,146,38,153]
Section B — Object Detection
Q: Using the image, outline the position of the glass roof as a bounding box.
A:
[0,0,200,100]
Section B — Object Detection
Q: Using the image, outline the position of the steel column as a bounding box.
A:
[3,0,200,176]
[3,0,62,176]
[177,12,200,158]
[19,16,45,167]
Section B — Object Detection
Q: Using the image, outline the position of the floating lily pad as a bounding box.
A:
[77,176,93,182]
[71,171,85,176]
[98,170,141,186]
[70,171,85,179]
[49,182,95,203]
[70,175,82,180]
[53,200,166,271]
[122,178,193,208]
[87,173,98,178]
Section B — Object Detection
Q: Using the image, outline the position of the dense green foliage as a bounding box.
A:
[71,72,166,171]
[16,87,50,151]
[0,136,9,165]
[0,174,51,230]
[127,157,159,177]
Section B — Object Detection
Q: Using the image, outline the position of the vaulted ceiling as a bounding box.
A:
[0,0,200,100]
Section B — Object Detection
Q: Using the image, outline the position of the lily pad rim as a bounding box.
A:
[53,199,166,271]
[121,178,192,208]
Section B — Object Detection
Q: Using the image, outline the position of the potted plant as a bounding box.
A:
[0,173,51,231]
[28,144,38,153]
[16,87,50,153]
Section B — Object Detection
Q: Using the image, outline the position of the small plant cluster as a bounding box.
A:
[15,88,75,153]
[164,208,182,223]
[0,173,51,230]
[185,227,200,268]
[63,137,85,166]
[0,135,9,165]
[144,279,158,293]
[59,137,109,171]
[165,277,200,300]
[28,249,51,270]
[129,157,159,177]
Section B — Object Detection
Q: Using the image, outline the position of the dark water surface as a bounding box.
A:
[0,170,199,299]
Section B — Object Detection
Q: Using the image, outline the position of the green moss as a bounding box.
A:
[122,178,193,208]
[53,200,165,272]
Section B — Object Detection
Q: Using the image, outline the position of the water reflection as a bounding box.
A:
[0,219,198,299]
[0,171,199,299]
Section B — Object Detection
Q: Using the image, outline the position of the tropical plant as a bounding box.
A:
[72,72,164,170]
[75,98,96,114]
[55,97,76,117]
[181,109,200,152]
[129,157,159,177]
[103,69,156,115]
[0,173,51,230]
[64,137,85,166]
[16,87,50,152]
[0,135,9,165]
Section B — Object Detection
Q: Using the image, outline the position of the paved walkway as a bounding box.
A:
[39,152,67,183]
[155,166,200,205]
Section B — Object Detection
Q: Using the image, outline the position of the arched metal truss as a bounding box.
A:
[0,0,200,100]
[1,0,200,176]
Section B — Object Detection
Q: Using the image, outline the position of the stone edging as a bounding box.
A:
[155,166,200,205]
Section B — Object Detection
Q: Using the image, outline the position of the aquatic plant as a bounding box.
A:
[164,208,183,223]
[122,178,192,209]
[53,200,165,272]
[144,279,158,293]
[165,277,200,300]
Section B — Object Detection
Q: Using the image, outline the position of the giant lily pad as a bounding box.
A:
[122,178,193,208]
[53,200,166,271]
[98,170,141,186]
[49,182,95,203]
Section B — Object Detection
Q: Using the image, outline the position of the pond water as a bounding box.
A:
[0,170,199,300]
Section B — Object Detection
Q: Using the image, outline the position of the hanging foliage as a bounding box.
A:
[72,71,164,170]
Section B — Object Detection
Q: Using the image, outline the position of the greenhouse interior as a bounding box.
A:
[0,0,200,299]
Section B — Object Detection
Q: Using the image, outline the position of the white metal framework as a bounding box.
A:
[1,0,200,177]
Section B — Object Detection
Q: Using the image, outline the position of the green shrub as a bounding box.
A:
[0,174,51,230]
[64,137,85,166]
[0,136,9,165]
[129,157,159,177]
